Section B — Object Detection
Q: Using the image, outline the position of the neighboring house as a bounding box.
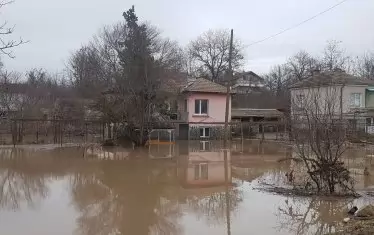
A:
[232,71,265,94]
[231,71,284,122]
[289,69,374,132]
[177,141,231,188]
[177,78,232,140]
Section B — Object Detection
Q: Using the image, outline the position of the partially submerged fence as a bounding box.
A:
[0,118,107,145]
[0,119,291,145]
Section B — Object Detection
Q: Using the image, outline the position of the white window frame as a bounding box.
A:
[350,93,362,108]
[200,127,210,138]
[194,163,208,180]
[194,99,208,115]
[199,141,211,151]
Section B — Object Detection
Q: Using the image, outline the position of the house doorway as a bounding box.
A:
[179,124,189,140]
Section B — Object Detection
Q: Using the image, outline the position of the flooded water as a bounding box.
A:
[0,140,374,235]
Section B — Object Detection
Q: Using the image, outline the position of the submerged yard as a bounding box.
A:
[0,140,373,235]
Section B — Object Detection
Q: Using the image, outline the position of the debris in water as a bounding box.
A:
[348,206,358,215]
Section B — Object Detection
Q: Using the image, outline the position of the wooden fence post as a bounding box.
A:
[36,121,39,144]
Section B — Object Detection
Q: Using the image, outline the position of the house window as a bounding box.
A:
[194,163,208,180]
[296,94,305,107]
[194,99,208,115]
[199,141,211,151]
[200,127,210,138]
[350,93,362,107]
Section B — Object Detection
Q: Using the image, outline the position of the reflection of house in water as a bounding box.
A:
[177,141,231,188]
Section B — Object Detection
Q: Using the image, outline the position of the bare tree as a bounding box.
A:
[0,70,24,117]
[264,51,318,101]
[188,29,244,81]
[68,45,106,98]
[291,84,354,195]
[354,52,374,80]
[0,1,27,57]
[321,40,352,72]
[286,51,318,81]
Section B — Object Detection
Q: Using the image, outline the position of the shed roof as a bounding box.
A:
[231,108,284,118]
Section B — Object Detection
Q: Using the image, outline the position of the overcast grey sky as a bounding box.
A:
[2,0,374,75]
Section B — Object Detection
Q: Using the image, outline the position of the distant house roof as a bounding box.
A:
[182,78,228,94]
[289,70,374,89]
[233,71,264,82]
[231,108,284,118]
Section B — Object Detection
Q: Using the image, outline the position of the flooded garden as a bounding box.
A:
[0,140,374,235]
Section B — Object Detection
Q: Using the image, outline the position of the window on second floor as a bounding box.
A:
[194,99,208,115]
[350,93,362,107]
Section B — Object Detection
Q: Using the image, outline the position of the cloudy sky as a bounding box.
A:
[1,0,374,75]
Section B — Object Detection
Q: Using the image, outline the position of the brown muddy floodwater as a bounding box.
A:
[1,140,374,235]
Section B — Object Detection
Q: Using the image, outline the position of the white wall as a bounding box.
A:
[290,85,367,117]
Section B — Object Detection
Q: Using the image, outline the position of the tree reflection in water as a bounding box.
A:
[70,160,182,235]
[185,187,242,225]
[0,145,243,235]
[0,148,48,210]
[276,197,353,235]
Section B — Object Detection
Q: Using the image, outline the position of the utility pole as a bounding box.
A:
[224,29,234,147]
[224,29,233,235]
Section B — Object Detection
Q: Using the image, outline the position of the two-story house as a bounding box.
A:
[232,71,265,94]
[177,78,232,140]
[290,69,374,133]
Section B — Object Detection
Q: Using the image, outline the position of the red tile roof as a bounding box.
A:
[182,78,228,94]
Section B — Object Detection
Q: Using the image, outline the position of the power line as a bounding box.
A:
[247,0,350,47]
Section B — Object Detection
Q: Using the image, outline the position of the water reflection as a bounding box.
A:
[276,197,352,235]
[177,141,239,228]
[0,141,372,235]
[71,160,181,235]
[0,148,48,210]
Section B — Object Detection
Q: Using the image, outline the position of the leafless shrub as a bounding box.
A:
[291,85,355,195]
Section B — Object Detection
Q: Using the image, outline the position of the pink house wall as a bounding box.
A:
[182,93,231,123]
